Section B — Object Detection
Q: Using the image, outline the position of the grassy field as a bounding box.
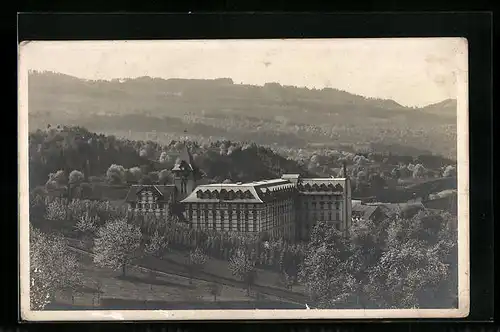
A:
[65,236,307,297]
[50,248,298,310]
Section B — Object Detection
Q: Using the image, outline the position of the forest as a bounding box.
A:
[29,126,457,204]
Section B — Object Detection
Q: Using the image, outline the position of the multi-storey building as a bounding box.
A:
[181,179,297,240]
[125,144,352,241]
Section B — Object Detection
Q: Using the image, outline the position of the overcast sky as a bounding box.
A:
[20,38,467,107]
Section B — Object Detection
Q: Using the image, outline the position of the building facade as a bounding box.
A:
[125,144,352,241]
[124,184,177,218]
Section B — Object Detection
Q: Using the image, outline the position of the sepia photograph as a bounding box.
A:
[18,38,469,321]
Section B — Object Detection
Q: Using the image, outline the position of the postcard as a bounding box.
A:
[18,38,469,321]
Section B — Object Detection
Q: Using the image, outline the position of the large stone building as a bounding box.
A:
[125,144,352,241]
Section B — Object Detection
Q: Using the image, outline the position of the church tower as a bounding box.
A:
[171,144,199,200]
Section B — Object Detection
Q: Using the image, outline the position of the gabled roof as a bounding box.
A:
[125,184,176,203]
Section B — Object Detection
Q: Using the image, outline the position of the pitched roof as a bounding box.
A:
[180,176,349,204]
[125,184,176,202]
[180,178,296,204]
[297,178,347,193]
[352,204,380,220]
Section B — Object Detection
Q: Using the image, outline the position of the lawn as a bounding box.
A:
[65,236,307,300]
[50,249,297,310]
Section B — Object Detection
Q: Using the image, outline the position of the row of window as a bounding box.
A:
[131,202,165,210]
[194,220,258,232]
[187,203,259,210]
[305,201,342,209]
[307,195,343,201]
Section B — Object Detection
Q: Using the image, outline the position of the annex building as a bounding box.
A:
[125,145,352,241]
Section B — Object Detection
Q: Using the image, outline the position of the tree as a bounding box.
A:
[74,211,99,249]
[145,230,169,258]
[366,211,458,309]
[228,248,257,296]
[144,230,168,290]
[68,170,84,203]
[93,218,142,277]
[299,220,357,308]
[45,170,67,190]
[106,164,126,185]
[139,174,153,185]
[29,188,47,221]
[30,225,82,310]
[148,171,159,183]
[69,170,84,185]
[127,167,143,183]
[79,182,93,199]
[187,247,208,284]
[158,169,172,184]
[45,199,66,221]
[159,151,169,163]
[208,283,222,302]
[443,165,456,178]
[412,164,426,178]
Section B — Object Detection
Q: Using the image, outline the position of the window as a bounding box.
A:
[245,222,249,232]
[253,221,257,232]
[213,220,216,230]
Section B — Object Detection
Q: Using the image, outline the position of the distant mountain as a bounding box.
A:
[27,71,457,159]
[421,99,458,115]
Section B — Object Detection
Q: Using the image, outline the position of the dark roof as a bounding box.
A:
[367,202,425,214]
[297,178,347,193]
[352,204,380,220]
[125,184,176,203]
